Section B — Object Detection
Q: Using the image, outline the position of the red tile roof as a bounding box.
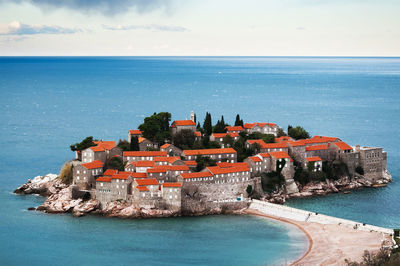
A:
[183,148,236,156]
[304,136,339,145]
[275,136,293,142]
[247,139,266,146]
[147,167,167,173]
[160,143,171,149]
[103,169,118,176]
[96,176,112,182]
[131,172,147,179]
[169,165,190,171]
[123,151,167,157]
[171,120,196,128]
[305,144,329,151]
[129,130,142,135]
[184,160,197,166]
[112,172,131,180]
[154,156,181,163]
[133,161,156,167]
[259,153,271,158]
[136,186,149,191]
[334,141,353,151]
[162,182,182,188]
[225,126,244,131]
[180,172,213,179]
[212,133,239,139]
[249,156,262,162]
[243,122,277,129]
[260,142,288,149]
[287,140,306,147]
[194,131,202,137]
[269,151,292,160]
[136,178,158,186]
[93,141,116,150]
[138,137,148,144]
[81,160,104,169]
[306,156,322,162]
[207,165,249,175]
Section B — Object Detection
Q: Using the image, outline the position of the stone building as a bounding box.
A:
[287,140,306,163]
[269,151,298,193]
[161,183,182,211]
[225,126,244,134]
[73,160,104,189]
[131,178,161,207]
[170,120,196,135]
[305,156,323,171]
[125,160,155,173]
[305,144,330,161]
[181,148,237,163]
[95,176,112,205]
[160,143,183,157]
[81,141,122,163]
[110,172,133,202]
[210,133,239,148]
[244,156,263,177]
[123,151,167,163]
[128,129,142,142]
[138,137,158,151]
[243,122,280,136]
[154,156,184,166]
[356,146,387,181]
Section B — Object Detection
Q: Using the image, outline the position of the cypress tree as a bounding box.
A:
[203,112,212,136]
[130,136,140,151]
[234,114,241,126]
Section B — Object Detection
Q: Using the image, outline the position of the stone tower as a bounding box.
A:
[190,111,195,122]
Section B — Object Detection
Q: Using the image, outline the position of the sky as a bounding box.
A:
[0,0,399,56]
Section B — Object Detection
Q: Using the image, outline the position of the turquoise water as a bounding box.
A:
[1,56,400,264]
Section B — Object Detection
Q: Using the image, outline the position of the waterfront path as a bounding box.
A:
[246,200,394,265]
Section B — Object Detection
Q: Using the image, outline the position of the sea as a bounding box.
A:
[0,56,399,265]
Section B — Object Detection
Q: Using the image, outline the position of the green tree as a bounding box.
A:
[277,128,287,137]
[172,129,196,150]
[234,114,241,126]
[197,122,201,130]
[195,155,217,172]
[117,139,131,151]
[247,132,275,143]
[130,136,140,151]
[138,112,171,144]
[222,134,234,148]
[106,157,124,171]
[203,112,212,136]
[213,115,227,133]
[261,171,285,193]
[70,136,96,151]
[288,125,310,140]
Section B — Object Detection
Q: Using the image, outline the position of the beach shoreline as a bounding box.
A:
[245,209,391,265]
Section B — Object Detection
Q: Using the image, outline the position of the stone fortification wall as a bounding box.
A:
[249,200,393,235]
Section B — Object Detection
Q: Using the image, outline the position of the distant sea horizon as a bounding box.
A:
[1,56,399,265]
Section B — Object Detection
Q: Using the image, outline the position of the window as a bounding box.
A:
[77,170,80,174]
[77,176,80,180]
[116,185,119,188]
[101,183,103,187]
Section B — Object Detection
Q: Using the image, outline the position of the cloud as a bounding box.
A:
[104,24,188,32]
[0,21,82,35]
[0,0,172,15]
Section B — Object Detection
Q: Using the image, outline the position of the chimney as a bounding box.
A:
[355,145,360,152]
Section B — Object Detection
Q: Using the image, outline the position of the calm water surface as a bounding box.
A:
[0,56,399,264]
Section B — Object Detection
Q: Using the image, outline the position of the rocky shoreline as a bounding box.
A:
[14,171,392,218]
[14,174,247,218]
[264,170,393,204]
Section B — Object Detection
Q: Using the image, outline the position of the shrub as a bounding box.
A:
[58,162,73,185]
[287,125,310,140]
[117,139,130,151]
[106,157,124,171]
[70,136,96,152]
[261,171,285,193]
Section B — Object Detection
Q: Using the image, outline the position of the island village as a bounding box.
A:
[66,111,390,215]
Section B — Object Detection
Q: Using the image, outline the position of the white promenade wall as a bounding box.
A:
[249,199,393,235]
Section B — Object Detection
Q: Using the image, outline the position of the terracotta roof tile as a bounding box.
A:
[184,160,197,166]
[162,182,182,188]
[269,151,291,160]
[160,143,171,149]
[207,165,249,175]
[225,126,244,131]
[180,172,212,179]
[81,160,104,169]
[171,120,196,128]
[183,148,236,156]
[216,162,248,168]
[103,169,118,176]
[305,144,329,151]
[96,176,112,182]
[334,141,353,151]
[123,151,167,157]
[306,156,322,162]
[136,178,158,186]
[136,186,149,191]
[129,130,142,135]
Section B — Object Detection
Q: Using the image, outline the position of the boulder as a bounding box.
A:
[73,199,100,217]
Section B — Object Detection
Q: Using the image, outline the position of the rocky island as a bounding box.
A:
[14,111,392,220]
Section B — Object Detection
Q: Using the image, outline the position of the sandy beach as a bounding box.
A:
[245,209,392,265]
